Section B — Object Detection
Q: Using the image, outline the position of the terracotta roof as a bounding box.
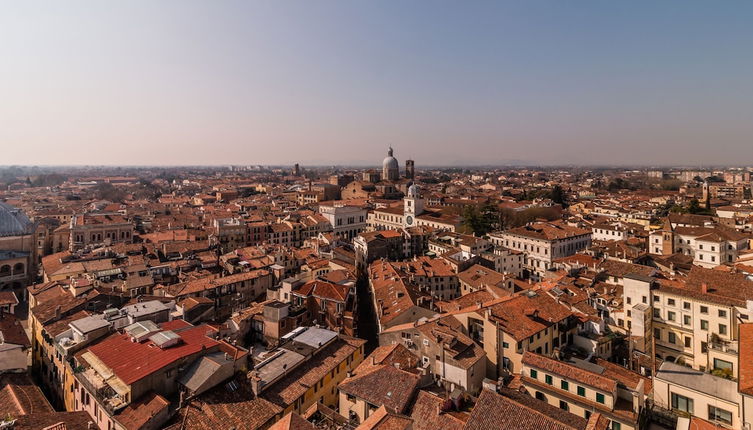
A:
[369,261,428,327]
[408,390,466,430]
[504,221,590,241]
[114,391,170,430]
[597,260,655,279]
[465,389,590,430]
[488,292,575,341]
[12,411,94,430]
[522,352,617,393]
[268,412,316,430]
[338,365,420,414]
[293,279,349,303]
[657,266,753,307]
[0,373,54,416]
[160,269,271,297]
[0,313,30,347]
[356,405,413,430]
[167,376,282,430]
[356,344,419,374]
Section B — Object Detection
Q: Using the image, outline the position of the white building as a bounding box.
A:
[318,203,368,241]
[488,221,591,279]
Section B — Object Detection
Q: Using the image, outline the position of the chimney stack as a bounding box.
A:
[701,282,708,294]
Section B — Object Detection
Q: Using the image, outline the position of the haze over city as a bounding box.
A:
[3,1,753,167]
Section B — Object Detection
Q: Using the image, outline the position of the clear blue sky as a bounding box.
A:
[2,1,752,166]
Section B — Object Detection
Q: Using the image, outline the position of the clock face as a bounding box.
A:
[406,215,413,225]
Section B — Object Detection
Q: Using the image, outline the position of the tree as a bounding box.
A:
[461,203,499,236]
[550,185,567,207]
[687,199,702,214]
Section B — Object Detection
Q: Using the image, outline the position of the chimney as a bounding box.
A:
[701,283,708,294]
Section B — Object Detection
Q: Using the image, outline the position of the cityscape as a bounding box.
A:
[2,2,753,430]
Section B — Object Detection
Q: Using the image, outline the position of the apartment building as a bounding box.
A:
[489,221,591,280]
[451,290,581,378]
[291,279,357,336]
[379,315,487,394]
[248,327,367,417]
[623,267,753,379]
[69,214,134,251]
[649,223,749,267]
[654,361,741,429]
[318,203,368,241]
[520,352,649,430]
[71,319,236,430]
[368,260,436,332]
[155,269,273,320]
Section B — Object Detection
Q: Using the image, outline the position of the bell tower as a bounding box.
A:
[403,183,424,227]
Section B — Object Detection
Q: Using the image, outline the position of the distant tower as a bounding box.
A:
[293,163,300,176]
[702,181,710,209]
[405,160,415,180]
[382,147,399,181]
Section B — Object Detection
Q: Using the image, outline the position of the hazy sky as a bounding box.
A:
[2,1,753,167]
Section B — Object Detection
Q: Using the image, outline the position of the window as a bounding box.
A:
[596,393,605,404]
[671,393,694,414]
[559,400,569,411]
[626,297,631,305]
[577,386,586,397]
[535,391,546,401]
[684,337,691,348]
[714,358,733,372]
[561,380,569,391]
[611,422,621,430]
[683,315,691,325]
[719,324,727,335]
[653,296,660,302]
[530,369,538,379]
[718,309,727,318]
[701,320,709,330]
[545,375,553,385]
[668,332,676,344]
[683,302,690,310]
[667,311,676,321]
[668,298,675,306]
[653,309,661,318]
[700,306,708,314]
[708,405,733,425]
[642,296,647,304]
[654,328,661,340]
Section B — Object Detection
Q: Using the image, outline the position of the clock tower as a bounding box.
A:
[403,183,424,227]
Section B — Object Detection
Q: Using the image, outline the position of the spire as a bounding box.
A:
[388,146,393,156]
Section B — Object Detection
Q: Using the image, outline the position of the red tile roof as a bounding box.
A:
[522,352,617,393]
[87,321,220,385]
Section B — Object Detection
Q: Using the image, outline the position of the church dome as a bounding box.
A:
[382,147,398,171]
[407,183,420,197]
[0,202,34,237]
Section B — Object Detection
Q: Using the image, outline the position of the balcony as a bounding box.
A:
[709,339,738,355]
[75,367,128,415]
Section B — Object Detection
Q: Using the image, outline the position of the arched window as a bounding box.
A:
[0,265,10,276]
[13,263,24,274]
